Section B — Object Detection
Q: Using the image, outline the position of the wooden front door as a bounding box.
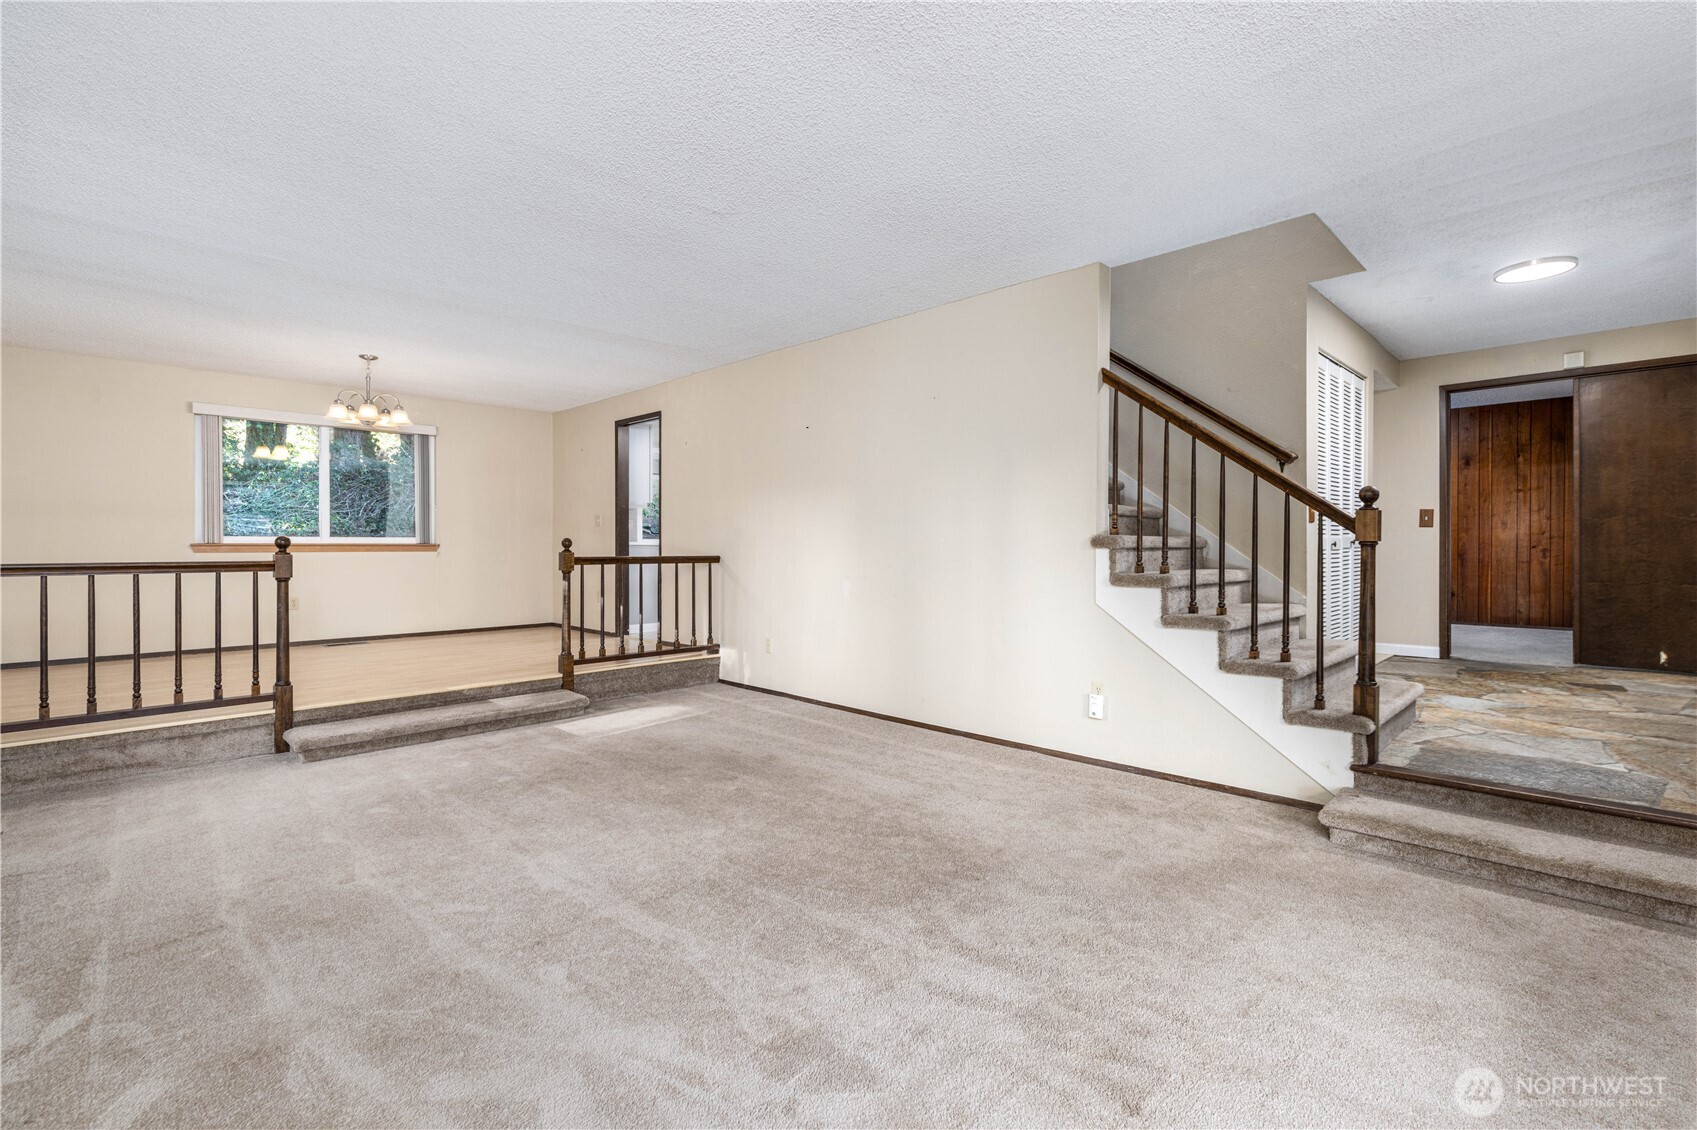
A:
[1575,364,1697,672]
[1448,396,1574,629]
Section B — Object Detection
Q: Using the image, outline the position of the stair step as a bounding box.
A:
[1285,675,1422,736]
[1110,566,1249,589]
[1091,532,1201,550]
[1319,789,1697,925]
[1161,602,1304,633]
[284,689,589,762]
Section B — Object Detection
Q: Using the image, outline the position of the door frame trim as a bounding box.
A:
[613,411,662,635]
[1436,353,1696,658]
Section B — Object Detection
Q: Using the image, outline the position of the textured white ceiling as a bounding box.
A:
[4,3,1692,410]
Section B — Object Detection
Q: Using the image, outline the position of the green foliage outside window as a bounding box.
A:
[220,419,417,539]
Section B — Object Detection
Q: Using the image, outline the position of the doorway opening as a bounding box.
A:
[1443,377,1575,667]
[614,412,660,637]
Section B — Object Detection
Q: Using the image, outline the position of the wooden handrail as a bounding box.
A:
[571,554,722,565]
[1102,370,1354,530]
[1109,350,1299,467]
[1,537,295,752]
[3,561,278,576]
[557,539,721,688]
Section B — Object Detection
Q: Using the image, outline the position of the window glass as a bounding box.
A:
[330,429,417,538]
[221,420,321,537]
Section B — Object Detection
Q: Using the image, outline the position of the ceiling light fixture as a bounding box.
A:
[328,354,412,427]
[1493,256,1578,284]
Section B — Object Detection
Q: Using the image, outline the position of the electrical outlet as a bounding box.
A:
[1087,693,1105,720]
[1090,681,1104,697]
[290,596,300,611]
[594,513,603,528]
[764,638,772,654]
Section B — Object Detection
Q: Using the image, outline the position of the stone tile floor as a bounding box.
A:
[1378,656,1697,815]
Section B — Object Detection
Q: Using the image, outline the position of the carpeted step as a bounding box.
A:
[1284,675,1422,737]
[284,689,589,762]
[1110,568,1255,615]
[1318,788,1697,926]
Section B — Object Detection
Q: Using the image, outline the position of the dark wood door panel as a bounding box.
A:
[1576,366,1697,673]
[1448,397,1574,629]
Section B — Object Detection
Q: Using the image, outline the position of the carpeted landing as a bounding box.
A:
[2,684,1692,1128]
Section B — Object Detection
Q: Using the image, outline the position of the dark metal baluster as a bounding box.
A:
[174,573,185,704]
[37,577,50,719]
[1109,392,1120,535]
[707,562,715,646]
[1216,451,1227,616]
[249,572,261,696]
[85,575,97,714]
[1314,517,1326,709]
[1134,406,1145,573]
[1280,495,1292,662]
[1187,436,1198,614]
[1160,422,1171,574]
[130,574,142,709]
[578,561,588,661]
[1248,480,1261,660]
[213,572,223,700]
[598,563,607,658]
[690,563,698,646]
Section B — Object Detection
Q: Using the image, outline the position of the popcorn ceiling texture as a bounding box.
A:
[2,4,1691,408]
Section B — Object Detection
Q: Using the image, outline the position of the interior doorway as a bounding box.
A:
[1444,378,1575,665]
[614,412,660,638]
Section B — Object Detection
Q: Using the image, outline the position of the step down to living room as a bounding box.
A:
[1319,773,1697,926]
[284,689,590,762]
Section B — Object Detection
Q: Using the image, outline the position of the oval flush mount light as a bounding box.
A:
[1494,256,1578,284]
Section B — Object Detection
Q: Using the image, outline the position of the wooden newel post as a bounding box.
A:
[272,536,294,753]
[559,538,575,691]
[1352,486,1381,764]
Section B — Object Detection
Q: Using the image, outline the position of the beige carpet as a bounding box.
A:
[3,684,1692,1128]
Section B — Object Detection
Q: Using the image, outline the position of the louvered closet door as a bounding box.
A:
[1315,354,1366,639]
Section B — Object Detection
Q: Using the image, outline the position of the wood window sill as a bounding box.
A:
[191,543,440,554]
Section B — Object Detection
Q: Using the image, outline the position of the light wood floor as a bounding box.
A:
[1,626,698,744]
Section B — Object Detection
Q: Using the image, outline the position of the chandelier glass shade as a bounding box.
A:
[327,354,412,428]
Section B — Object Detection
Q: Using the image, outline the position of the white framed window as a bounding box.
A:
[194,404,436,545]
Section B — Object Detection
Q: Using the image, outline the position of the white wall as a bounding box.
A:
[554,264,1324,800]
[1372,318,1697,652]
[1111,216,1367,590]
[1,347,557,661]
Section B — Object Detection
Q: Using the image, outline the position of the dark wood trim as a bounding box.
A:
[719,680,1324,813]
[4,561,277,576]
[1101,370,1354,528]
[1436,352,1697,396]
[1352,762,1697,829]
[1433,354,1694,659]
[574,555,721,565]
[191,542,439,553]
[0,621,561,670]
[1109,350,1299,466]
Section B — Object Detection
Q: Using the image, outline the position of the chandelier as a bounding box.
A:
[327,354,411,427]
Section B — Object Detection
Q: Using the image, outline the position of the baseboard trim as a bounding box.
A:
[718,680,1323,813]
[1378,642,1441,659]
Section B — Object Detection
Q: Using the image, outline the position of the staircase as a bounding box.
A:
[1100,354,1693,925]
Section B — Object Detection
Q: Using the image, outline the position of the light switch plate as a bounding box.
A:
[1419,509,1435,528]
[1087,693,1105,720]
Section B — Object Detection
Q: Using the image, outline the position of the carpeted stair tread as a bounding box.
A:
[1091,532,1201,550]
[1285,677,1422,734]
[1110,567,1252,589]
[1161,602,1306,632]
[1319,789,1697,909]
[285,689,589,761]
[1219,639,1357,682]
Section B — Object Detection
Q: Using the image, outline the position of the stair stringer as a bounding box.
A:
[1094,547,1354,799]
